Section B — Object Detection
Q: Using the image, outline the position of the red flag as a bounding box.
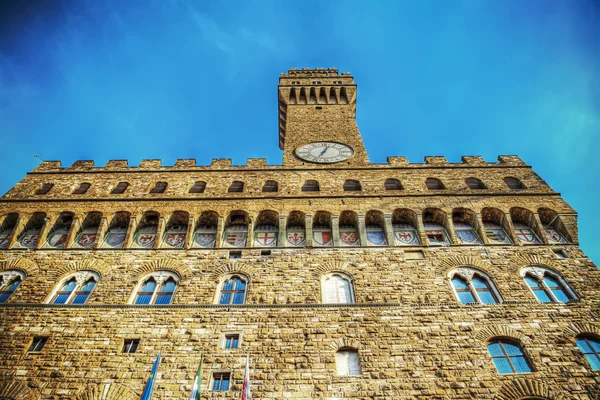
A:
[241,355,251,400]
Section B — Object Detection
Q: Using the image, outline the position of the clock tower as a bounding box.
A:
[277,68,370,167]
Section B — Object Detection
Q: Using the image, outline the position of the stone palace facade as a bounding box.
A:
[0,68,599,399]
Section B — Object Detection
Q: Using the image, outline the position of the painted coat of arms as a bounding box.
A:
[194,233,216,248]
[224,233,247,247]
[75,232,97,248]
[545,228,568,244]
[286,230,305,246]
[313,231,332,246]
[18,230,40,249]
[46,230,68,248]
[164,233,186,248]
[135,233,156,248]
[0,231,11,249]
[366,226,387,246]
[514,224,540,243]
[456,229,482,244]
[104,232,126,248]
[340,230,359,246]
[255,232,277,247]
[394,230,419,245]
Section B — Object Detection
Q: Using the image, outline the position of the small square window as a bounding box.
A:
[553,249,569,259]
[229,251,242,259]
[405,250,425,260]
[223,334,240,349]
[28,336,48,352]
[122,339,139,354]
[261,250,271,256]
[212,372,230,391]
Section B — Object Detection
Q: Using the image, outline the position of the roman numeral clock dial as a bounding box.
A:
[295,142,354,164]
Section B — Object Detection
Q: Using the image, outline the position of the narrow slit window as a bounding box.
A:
[35,183,54,195]
[72,183,91,194]
[122,339,139,354]
[149,182,168,194]
[189,181,206,193]
[111,182,129,194]
[28,336,48,352]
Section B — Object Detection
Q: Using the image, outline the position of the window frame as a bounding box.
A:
[425,178,445,190]
[504,177,526,189]
[576,335,600,371]
[465,177,487,190]
[221,332,242,350]
[48,271,99,305]
[189,181,207,194]
[302,180,320,192]
[384,178,403,191]
[487,339,533,374]
[28,336,48,353]
[448,268,502,305]
[261,180,279,193]
[0,270,25,303]
[72,182,91,194]
[216,275,249,305]
[122,339,140,354]
[211,372,231,391]
[130,271,179,305]
[343,180,362,191]
[335,348,361,376]
[520,266,576,303]
[228,181,244,193]
[321,272,355,304]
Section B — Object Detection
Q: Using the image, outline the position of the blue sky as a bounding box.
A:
[0,0,598,261]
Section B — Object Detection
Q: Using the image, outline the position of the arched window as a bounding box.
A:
[219,276,247,305]
[228,181,244,193]
[133,271,179,305]
[73,183,91,194]
[149,182,168,194]
[465,177,486,189]
[425,178,445,190]
[343,180,362,191]
[0,270,25,303]
[35,183,54,195]
[384,178,403,190]
[262,180,278,193]
[50,272,99,305]
[487,339,532,374]
[322,273,354,304]
[449,269,500,304]
[522,267,575,303]
[111,182,129,194]
[336,348,361,376]
[302,180,320,192]
[504,177,526,189]
[576,336,600,370]
[189,181,206,194]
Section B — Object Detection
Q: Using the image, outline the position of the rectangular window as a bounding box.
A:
[261,250,271,256]
[553,249,568,259]
[229,251,242,259]
[28,336,48,352]
[212,373,230,391]
[405,250,425,260]
[223,334,240,349]
[122,339,139,354]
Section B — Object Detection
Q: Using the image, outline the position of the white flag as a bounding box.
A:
[241,355,251,400]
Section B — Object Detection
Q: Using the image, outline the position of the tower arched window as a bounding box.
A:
[189,181,206,194]
[335,348,361,376]
[228,181,244,193]
[150,182,168,194]
[0,270,25,303]
[218,275,247,305]
[504,177,526,189]
[35,183,54,195]
[302,180,320,192]
[132,271,179,305]
[465,177,486,189]
[321,273,354,304]
[262,180,278,193]
[50,271,99,305]
[343,180,362,191]
[73,183,91,194]
[487,339,532,374]
[576,336,600,370]
[425,178,445,190]
[449,269,501,304]
[522,267,575,303]
[384,178,403,190]
[111,182,129,194]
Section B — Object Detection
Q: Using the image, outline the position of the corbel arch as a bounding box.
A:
[133,258,190,281]
[475,325,526,343]
[212,262,255,282]
[74,383,139,400]
[0,257,38,277]
[50,259,110,281]
[494,378,570,400]
[437,255,494,276]
[563,322,600,341]
[0,379,38,400]
[328,337,361,352]
[313,261,359,278]
[510,254,560,271]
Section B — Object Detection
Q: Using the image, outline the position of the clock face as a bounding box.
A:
[295,142,354,164]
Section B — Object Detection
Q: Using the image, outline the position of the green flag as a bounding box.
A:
[189,350,203,400]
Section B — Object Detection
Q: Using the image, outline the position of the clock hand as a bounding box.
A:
[318,145,329,156]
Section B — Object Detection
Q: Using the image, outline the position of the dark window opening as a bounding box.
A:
[343,180,362,191]
[504,177,526,189]
[28,336,48,352]
[111,182,129,194]
[465,178,487,190]
[35,183,54,195]
[122,339,139,354]
[262,180,278,193]
[302,180,320,192]
[189,181,207,194]
[228,181,244,193]
[384,178,403,190]
[73,183,91,194]
[229,251,242,259]
[150,182,168,194]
